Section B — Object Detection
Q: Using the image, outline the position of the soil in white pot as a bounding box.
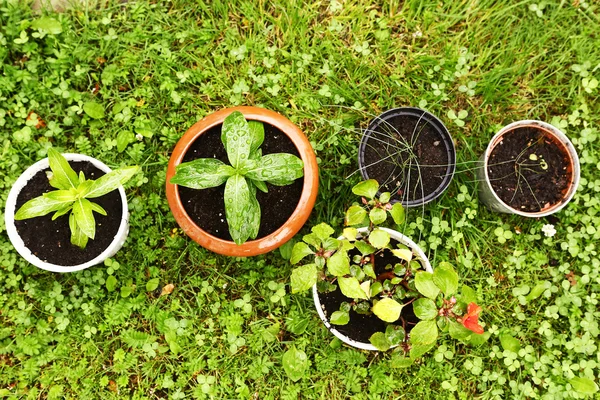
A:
[14,161,122,266]
[178,122,304,241]
[487,127,572,213]
[318,241,419,343]
[362,114,450,203]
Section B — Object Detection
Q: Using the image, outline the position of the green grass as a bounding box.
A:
[1,0,600,398]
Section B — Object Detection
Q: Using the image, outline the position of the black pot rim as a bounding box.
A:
[358,107,456,207]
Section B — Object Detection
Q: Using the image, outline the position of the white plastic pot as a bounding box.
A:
[476,120,580,217]
[5,154,130,273]
[312,227,433,351]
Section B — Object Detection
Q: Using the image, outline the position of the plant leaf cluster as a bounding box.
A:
[15,148,138,249]
[170,111,304,244]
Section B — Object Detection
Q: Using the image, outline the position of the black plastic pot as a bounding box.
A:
[358,107,455,207]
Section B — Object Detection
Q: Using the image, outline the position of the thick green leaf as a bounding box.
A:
[106,275,117,292]
[372,298,404,322]
[83,102,105,119]
[499,332,521,353]
[386,325,405,345]
[245,153,304,185]
[117,130,135,153]
[86,166,139,198]
[369,229,390,249]
[460,285,478,305]
[379,192,391,203]
[369,332,392,351]
[170,159,233,190]
[390,202,405,224]
[415,271,440,299]
[338,277,368,300]
[73,198,96,239]
[14,195,72,220]
[290,264,317,294]
[311,223,334,241]
[222,111,252,169]
[409,342,435,360]
[369,207,387,225]
[47,148,79,189]
[342,227,358,241]
[69,212,88,249]
[409,320,438,345]
[413,298,438,320]
[355,241,375,256]
[290,242,314,264]
[525,281,549,303]
[391,248,413,262]
[279,240,295,261]
[327,250,350,277]
[433,262,459,296]
[352,179,379,199]
[448,320,474,341]
[250,178,268,193]
[390,354,414,368]
[52,204,73,220]
[146,278,160,292]
[247,120,265,154]
[329,310,349,325]
[31,16,63,34]
[569,377,599,395]
[345,205,367,226]
[224,175,254,245]
[282,347,308,382]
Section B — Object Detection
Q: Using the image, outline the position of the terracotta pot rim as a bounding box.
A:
[482,120,580,217]
[4,154,130,273]
[166,106,319,257]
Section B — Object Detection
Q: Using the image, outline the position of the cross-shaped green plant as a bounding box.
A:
[170,111,304,244]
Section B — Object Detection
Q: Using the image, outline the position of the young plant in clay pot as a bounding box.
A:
[5,148,138,273]
[477,120,580,217]
[290,180,488,360]
[166,107,319,257]
[358,107,456,207]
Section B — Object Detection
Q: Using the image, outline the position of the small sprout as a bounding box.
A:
[529,154,538,161]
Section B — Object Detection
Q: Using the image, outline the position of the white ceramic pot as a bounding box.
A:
[312,227,433,351]
[5,154,130,273]
[476,120,580,217]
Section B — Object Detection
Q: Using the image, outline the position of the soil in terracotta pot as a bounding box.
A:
[318,242,419,344]
[14,162,123,266]
[178,122,303,241]
[487,127,572,213]
[362,113,449,203]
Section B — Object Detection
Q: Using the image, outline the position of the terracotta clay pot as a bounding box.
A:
[166,106,319,257]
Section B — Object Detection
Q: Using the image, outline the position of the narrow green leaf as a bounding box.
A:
[51,204,73,220]
[372,298,404,322]
[290,242,314,264]
[246,179,261,240]
[369,332,392,351]
[290,264,317,294]
[338,277,368,300]
[222,111,252,169]
[73,198,96,239]
[282,347,308,382]
[47,148,79,189]
[390,202,405,224]
[247,120,264,154]
[369,207,387,225]
[171,159,232,190]
[14,195,72,220]
[415,271,440,299]
[330,311,349,325]
[245,153,304,185]
[89,202,107,216]
[224,175,254,245]
[345,205,367,226]
[251,178,268,193]
[413,298,438,320]
[327,250,350,277]
[69,212,88,249]
[409,320,438,345]
[352,179,379,199]
[569,377,599,395]
[369,229,390,249]
[433,262,459,296]
[83,102,105,119]
[86,166,139,198]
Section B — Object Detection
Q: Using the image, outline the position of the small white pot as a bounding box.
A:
[312,227,432,351]
[476,120,580,217]
[5,154,130,273]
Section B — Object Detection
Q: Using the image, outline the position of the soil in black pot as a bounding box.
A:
[362,113,450,203]
[14,161,123,266]
[178,122,303,241]
[487,127,572,213]
[318,241,419,344]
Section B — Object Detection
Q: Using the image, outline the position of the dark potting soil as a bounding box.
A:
[362,114,449,203]
[177,122,304,241]
[318,242,418,344]
[14,162,123,266]
[487,127,572,212]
